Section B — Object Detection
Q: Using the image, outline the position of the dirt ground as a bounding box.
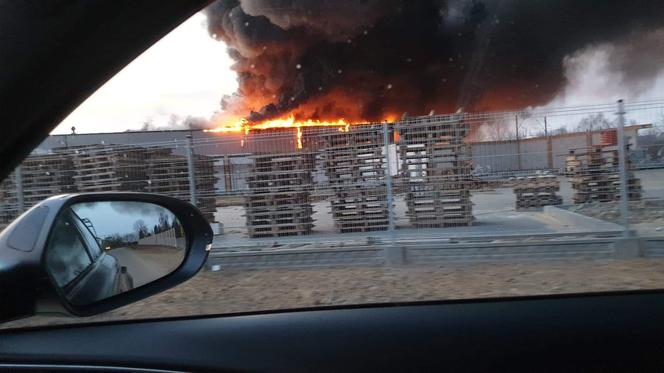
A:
[569,199,664,225]
[7,257,664,330]
[567,199,664,235]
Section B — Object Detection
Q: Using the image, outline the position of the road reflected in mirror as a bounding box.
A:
[45,201,186,306]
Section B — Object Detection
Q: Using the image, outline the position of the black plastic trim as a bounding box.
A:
[3,291,664,372]
[0,363,183,373]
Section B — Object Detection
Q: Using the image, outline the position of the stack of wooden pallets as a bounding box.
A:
[144,148,218,223]
[0,153,76,227]
[321,125,390,233]
[0,175,18,227]
[66,144,148,192]
[244,152,315,238]
[0,145,221,226]
[397,116,474,228]
[511,175,562,210]
[566,145,642,203]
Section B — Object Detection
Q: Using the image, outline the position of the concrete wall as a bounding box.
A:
[138,228,178,247]
[471,141,519,173]
[550,133,589,170]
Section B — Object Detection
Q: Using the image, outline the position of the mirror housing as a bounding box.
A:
[0,193,212,323]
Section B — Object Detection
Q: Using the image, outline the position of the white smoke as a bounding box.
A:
[545,28,664,108]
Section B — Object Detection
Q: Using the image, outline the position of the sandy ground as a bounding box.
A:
[7,257,664,330]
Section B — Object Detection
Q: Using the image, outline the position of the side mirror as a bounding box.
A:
[0,193,212,323]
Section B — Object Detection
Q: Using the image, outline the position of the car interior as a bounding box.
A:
[2,1,664,372]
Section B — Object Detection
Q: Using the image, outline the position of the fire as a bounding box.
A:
[296,127,303,149]
[206,115,359,149]
[205,114,398,149]
[204,119,247,133]
[205,115,354,134]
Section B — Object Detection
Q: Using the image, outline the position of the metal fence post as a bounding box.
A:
[382,122,402,264]
[15,165,24,214]
[616,99,630,237]
[383,122,395,234]
[185,134,197,206]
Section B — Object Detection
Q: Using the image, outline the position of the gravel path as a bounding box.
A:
[6,258,664,329]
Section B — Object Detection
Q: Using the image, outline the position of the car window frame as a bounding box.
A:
[45,211,96,288]
[69,210,104,261]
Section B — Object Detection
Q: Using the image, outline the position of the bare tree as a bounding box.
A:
[133,219,150,239]
[576,113,614,132]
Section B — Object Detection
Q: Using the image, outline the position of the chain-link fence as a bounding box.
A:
[2,100,664,257]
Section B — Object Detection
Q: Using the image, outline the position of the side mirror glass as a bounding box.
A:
[44,201,187,306]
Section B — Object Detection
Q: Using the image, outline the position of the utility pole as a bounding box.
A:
[515,114,522,170]
[515,114,519,140]
[616,99,630,237]
[185,134,197,206]
[544,116,553,169]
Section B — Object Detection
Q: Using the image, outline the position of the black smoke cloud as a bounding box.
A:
[205,0,664,122]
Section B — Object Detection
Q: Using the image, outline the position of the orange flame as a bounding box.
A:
[296,127,303,149]
[205,114,397,149]
[204,119,247,133]
[204,115,356,134]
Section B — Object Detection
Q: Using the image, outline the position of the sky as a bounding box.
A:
[71,202,175,239]
[51,9,664,135]
[51,13,237,134]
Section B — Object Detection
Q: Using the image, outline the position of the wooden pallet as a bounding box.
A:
[396,117,474,228]
[245,151,315,238]
[516,195,563,209]
[321,127,391,233]
[509,175,563,209]
[565,144,641,204]
[143,148,218,222]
